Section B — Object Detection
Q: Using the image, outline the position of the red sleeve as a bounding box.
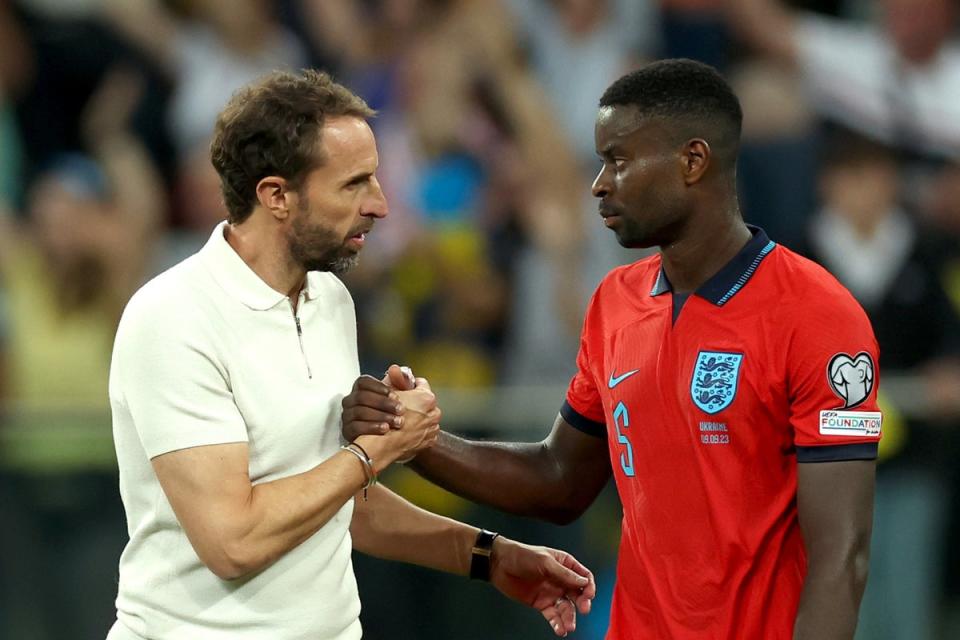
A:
[562,294,606,438]
[787,288,882,462]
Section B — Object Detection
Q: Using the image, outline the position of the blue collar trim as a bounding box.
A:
[650,226,776,306]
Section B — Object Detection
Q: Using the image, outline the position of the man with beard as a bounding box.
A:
[106,70,594,640]
[346,59,882,639]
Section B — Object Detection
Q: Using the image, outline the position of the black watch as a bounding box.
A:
[469,529,500,581]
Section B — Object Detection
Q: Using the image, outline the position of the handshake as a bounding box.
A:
[340,364,442,473]
[339,365,595,638]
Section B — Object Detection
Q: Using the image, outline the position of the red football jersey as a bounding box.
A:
[563,228,881,639]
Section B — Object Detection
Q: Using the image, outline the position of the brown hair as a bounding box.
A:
[210,70,375,224]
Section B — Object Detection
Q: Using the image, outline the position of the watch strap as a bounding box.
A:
[469,529,500,581]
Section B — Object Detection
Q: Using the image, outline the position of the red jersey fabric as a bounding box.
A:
[562,227,881,639]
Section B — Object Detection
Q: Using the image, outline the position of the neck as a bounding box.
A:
[659,205,751,294]
[225,219,306,300]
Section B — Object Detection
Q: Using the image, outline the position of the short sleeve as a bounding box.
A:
[562,297,606,438]
[787,291,882,463]
[112,292,248,459]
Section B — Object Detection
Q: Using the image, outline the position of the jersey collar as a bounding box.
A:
[200,221,322,310]
[650,225,777,306]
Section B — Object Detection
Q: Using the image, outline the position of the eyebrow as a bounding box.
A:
[598,143,622,158]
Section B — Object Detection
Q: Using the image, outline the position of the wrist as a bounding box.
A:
[353,435,395,474]
[469,528,501,581]
[340,442,377,500]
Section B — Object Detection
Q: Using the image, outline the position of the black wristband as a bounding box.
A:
[469,529,500,581]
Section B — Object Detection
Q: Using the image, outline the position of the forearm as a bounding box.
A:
[409,431,566,520]
[213,430,424,577]
[96,134,165,310]
[101,0,177,73]
[794,549,870,639]
[95,135,164,235]
[176,449,369,579]
[350,484,476,576]
[794,460,875,639]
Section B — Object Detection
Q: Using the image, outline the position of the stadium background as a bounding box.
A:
[0,0,959,638]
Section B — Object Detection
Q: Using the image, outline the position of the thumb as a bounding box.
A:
[384,364,416,390]
[544,556,590,591]
[414,376,433,392]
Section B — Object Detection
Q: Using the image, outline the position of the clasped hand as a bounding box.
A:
[341,365,440,465]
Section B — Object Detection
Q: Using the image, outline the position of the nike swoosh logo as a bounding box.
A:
[608,369,640,389]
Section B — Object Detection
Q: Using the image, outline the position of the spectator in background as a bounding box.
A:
[0,2,31,208]
[445,0,657,385]
[501,0,658,166]
[925,161,960,314]
[1,66,161,425]
[301,0,587,388]
[659,0,729,70]
[0,2,31,404]
[0,66,163,640]
[724,0,959,250]
[797,130,960,640]
[0,204,10,402]
[153,142,231,273]
[103,0,306,155]
[729,0,960,161]
[101,0,308,268]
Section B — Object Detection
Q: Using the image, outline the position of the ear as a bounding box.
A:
[682,139,711,186]
[255,176,291,221]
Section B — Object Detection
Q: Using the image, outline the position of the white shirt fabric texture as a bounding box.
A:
[107,221,362,640]
[795,14,960,160]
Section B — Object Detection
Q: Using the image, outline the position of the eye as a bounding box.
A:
[345,175,370,189]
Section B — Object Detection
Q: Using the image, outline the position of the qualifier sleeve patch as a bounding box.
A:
[819,410,882,437]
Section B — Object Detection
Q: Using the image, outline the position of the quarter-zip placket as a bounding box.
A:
[289,298,313,379]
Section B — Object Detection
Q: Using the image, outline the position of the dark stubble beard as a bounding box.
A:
[287,205,361,276]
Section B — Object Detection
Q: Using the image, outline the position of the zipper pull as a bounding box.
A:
[295,316,303,336]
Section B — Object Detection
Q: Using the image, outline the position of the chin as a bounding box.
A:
[614,230,654,249]
[327,253,361,275]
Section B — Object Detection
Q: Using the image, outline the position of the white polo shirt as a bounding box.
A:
[107,222,362,640]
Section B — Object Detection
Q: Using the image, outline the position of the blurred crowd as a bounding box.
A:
[1,0,959,638]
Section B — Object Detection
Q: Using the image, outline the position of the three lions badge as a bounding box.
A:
[691,351,743,414]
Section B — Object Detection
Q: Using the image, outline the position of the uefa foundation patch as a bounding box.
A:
[819,410,882,437]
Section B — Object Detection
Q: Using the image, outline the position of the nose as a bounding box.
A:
[362,176,389,219]
[592,165,610,199]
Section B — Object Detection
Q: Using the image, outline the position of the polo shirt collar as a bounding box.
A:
[650,225,776,306]
[200,221,322,311]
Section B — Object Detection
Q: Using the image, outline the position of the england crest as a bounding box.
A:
[691,351,743,414]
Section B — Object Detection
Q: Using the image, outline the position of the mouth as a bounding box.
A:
[347,225,373,249]
[602,216,621,229]
[598,203,620,219]
[599,205,621,227]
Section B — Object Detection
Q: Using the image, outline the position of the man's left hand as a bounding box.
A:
[341,375,405,440]
[489,538,595,637]
[341,365,423,442]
